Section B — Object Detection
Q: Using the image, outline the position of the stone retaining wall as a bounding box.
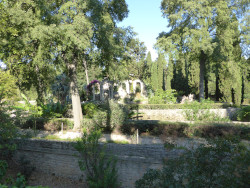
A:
[138,108,239,121]
[13,139,179,188]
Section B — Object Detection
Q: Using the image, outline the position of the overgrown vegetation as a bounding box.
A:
[0,101,45,187]
[237,106,250,122]
[74,128,119,188]
[136,138,250,188]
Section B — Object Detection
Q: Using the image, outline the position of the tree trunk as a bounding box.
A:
[199,50,206,101]
[68,62,83,130]
[35,65,45,105]
[83,59,89,85]
[241,75,244,104]
[205,76,208,99]
[216,73,220,101]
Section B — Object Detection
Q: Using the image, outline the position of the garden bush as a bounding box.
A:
[149,89,177,104]
[82,100,128,131]
[81,102,99,118]
[41,101,69,118]
[74,128,119,188]
[135,138,250,188]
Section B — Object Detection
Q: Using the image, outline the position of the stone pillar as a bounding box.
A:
[125,81,130,94]
[92,86,95,101]
[140,82,143,95]
[100,82,104,101]
[133,81,137,94]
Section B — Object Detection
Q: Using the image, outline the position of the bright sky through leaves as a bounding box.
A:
[118,0,169,61]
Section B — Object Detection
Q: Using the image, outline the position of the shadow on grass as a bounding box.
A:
[119,120,250,140]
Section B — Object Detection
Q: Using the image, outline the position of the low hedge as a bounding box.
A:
[120,120,250,140]
[125,103,233,110]
[19,117,74,131]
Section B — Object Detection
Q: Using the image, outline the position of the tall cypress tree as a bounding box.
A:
[144,51,152,85]
[157,0,248,101]
[215,2,242,105]
[151,60,158,92]
[165,54,174,90]
[157,53,166,91]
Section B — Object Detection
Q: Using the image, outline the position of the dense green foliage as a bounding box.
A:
[0,0,129,129]
[157,0,249,104]
[149,89,177,104]
[135,138,250,188]
[0,105,17,159]
[82,102,99,118]
[0,70,19,103]
[41,101,69,119]
[74,128,119,188]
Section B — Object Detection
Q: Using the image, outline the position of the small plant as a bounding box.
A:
[74,128,120,188]
[135,138,250,188]
[82,102,99,118]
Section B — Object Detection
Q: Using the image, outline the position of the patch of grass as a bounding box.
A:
[32,135,79,142]
[106,140,130,144]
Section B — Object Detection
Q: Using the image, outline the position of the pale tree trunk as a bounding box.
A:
[199,50,206,101]
[68,62,83,130]
[83,59,89,85]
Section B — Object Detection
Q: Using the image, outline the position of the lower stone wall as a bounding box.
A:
[138,108,239,121]
[13,139,178,188]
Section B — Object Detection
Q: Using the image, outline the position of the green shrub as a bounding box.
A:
[149,89,177,104]
[74,128,119,188]
[82,100,128,131]
[108,100,128,129]
[237,106,250,122]
[41,101,69,118]
[82,102,99,118]
[135,138,250,188]
[0,70,19,103]
[0,105,17,159]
